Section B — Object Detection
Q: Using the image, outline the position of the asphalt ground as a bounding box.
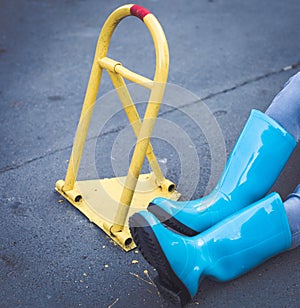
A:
[0,0,300,307]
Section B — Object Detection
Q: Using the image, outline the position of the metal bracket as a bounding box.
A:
[55,4,181,251]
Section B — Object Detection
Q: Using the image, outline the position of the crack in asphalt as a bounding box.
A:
[1,62,300,174]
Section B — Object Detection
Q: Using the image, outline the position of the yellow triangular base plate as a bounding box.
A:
[56,173,181,251]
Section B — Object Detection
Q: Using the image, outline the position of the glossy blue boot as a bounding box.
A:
[148,110,296,235]
[129,193,292,306]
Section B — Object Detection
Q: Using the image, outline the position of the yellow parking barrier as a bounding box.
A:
[55,4,180,251]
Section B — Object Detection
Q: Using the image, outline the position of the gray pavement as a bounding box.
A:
[1,0,300,307]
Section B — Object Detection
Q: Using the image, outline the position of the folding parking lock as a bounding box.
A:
[56,4,181,251]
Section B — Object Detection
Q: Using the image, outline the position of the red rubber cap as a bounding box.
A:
[130,4,151,21]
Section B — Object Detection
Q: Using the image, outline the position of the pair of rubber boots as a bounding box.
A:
[129,110,298,306]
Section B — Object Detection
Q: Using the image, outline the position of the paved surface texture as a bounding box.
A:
[1,0,300,307]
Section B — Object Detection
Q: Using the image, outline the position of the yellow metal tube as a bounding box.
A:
[107,70,166,186]
[99,57,154,89]
[63,5,133,191]
[55,4,181,250]
[62,4,170,234]
[112,13,169,231]
[114,65,154,89]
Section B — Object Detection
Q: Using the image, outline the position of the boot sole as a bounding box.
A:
[148,203,198,236]
[129,213,192,306]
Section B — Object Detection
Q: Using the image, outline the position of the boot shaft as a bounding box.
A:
[149,110,296,233]
[147,193,292,297]
[216,110,296,204]
[200,192,292,281]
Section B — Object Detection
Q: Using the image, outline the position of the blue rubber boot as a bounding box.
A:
[148,110,296,235]
[129,193,292,306]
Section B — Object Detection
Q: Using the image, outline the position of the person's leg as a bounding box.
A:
[130,185,300,306]
[266,71,300,247]
[266,71,300,141]
[284,184,300,249]
[146,72,299,235]
[129,72,300,305]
